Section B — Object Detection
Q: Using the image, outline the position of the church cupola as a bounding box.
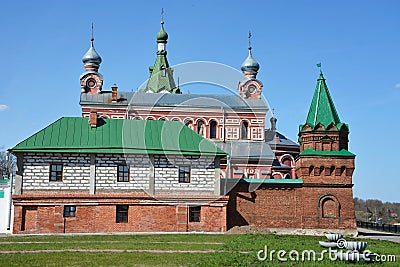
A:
[156,19,168,52]
[82,39,102,71]
[144,9,180,94]
[80,24,103,94]
[238,31,263,99]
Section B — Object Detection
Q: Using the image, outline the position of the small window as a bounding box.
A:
[117,165,129,182]
[179,166,191,183]
[63,205,76,217]
[116,205,129,223]
[50,164,63,181]
[189,206,201,222]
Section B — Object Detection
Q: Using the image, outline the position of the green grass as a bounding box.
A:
[0,234,398,266]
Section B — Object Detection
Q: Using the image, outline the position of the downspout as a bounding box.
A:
[222,107,226,143]
[224,155,230,195]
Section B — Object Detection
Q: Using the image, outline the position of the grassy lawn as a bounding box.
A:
[0,234,398,266]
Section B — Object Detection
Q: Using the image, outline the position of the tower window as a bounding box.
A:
[210,120,217,139]
[240,121,249,140]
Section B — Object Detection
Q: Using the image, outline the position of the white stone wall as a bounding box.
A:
[23,153,91,190]
[154,155,216,192]
[95,154,150,191]
[0,181,12,233]
[21,153,217,193]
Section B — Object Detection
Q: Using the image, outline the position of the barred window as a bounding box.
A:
[117,165,129,182]
[178,166,190,183]
[50,164,63,181]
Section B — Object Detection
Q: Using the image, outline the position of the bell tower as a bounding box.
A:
[295,69,357,231]
[238,31,263,99]
[80,24,103,94]
[145,9,180,94]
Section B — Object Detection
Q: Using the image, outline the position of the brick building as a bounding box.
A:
[10,17,357,233]
[11,117,228,233]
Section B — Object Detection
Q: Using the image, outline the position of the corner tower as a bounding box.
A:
[145,10,180,94]
[80,25,103,94]
[296,70,357,231]
[238,32,263,99]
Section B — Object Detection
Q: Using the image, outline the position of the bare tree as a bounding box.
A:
[0,151,16,179]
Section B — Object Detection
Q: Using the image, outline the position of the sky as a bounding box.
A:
[0,1,399,202]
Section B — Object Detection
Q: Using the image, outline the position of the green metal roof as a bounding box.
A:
[304,72,341,129]
[10,117,227,156]
[299,148,355,157]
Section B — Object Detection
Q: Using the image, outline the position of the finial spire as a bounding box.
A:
[161,8,164,24]
[91,22,94,44]
[248,31,252,50]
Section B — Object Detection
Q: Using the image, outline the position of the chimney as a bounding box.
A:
[111,84,118,102]
[89,111,97,128]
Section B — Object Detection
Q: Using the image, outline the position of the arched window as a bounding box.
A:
[158,117,166,121]
[210,120,217,139]
[284,173,291,179]
[240,121,248,140]
[197,120,205,136]
[282,157,292,167]
[309,165,314,175]
[185,119,193,129]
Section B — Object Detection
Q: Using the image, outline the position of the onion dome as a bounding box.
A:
[156,21,168,43]
[82,38,102,66]
[241,47,259,73]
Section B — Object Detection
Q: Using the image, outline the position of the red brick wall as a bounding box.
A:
[227,183,356,230]
[13,195,227,234]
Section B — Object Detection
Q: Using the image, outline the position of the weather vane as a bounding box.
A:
[161,8,164,24]
[316,62,322,73]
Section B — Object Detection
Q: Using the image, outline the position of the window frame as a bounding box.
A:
[189,206,201,222]
[116,205,129,223]
[49,163,63,182]
[63,205,76,217]
[178,166,191,183]
[117,164,130,182]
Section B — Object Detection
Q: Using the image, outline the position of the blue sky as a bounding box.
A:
[0,1,399,202]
